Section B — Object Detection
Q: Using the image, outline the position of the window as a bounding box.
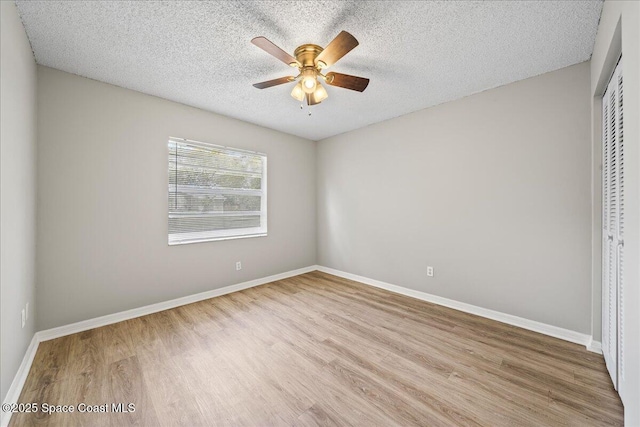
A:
[168,137,267,245]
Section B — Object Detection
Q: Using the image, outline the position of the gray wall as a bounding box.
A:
[36,67,316,330]
[590,1,640,423]
[1,1,38,402]
[317,62,592,334]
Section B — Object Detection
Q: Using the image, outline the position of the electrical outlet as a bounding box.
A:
[21,309,26,328]
[26,302,29,320]
[236,261,242,271]
[427,266,434,277]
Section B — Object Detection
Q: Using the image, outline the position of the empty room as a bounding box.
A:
[1,0,639,426]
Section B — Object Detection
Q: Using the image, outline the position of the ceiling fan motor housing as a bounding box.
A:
[293,44,324,68]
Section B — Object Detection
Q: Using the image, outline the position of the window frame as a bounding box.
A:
[167,137,267,245]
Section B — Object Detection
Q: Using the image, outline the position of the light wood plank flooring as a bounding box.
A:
[11,271,623,426]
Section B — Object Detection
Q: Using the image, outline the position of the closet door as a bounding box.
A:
[602,58,623,390]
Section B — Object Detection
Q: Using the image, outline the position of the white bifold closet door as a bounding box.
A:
[602,57,624,390]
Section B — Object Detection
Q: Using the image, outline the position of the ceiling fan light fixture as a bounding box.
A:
[290,81,305,101]
[303,78,316,92]
[301,68,317,94]
[313,82,328,103]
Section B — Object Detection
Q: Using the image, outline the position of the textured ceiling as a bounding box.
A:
[15,1,602,141]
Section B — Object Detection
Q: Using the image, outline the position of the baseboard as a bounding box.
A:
[316,265,594,349]
[37,265,318,342]
[1,335,39,427]
[587,338,603,354]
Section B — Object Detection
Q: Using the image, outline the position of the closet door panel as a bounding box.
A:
[602,58,623,390]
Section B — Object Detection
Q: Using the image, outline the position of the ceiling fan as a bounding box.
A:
[251,31,370,107]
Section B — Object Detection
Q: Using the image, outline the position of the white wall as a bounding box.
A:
[36,67,316,330]
[0,1,38,402]
[590,1,640,424]
[317,62,592,335]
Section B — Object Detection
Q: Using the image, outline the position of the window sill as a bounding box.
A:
[168,233,267,246]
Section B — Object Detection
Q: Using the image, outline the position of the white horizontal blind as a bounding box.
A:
[168,137,267,245]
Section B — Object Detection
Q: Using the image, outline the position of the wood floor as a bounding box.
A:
[11,271,623,426]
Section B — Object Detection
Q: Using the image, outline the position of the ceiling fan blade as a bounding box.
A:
[253,76,296,89]
[251,37,300,67]
[315,31,359,68]
[325,72,369,92]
